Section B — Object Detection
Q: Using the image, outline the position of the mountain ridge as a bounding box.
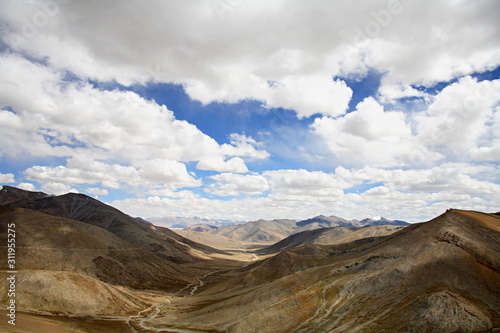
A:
[139,209,500,332]
[1,186,498,332]
[181,214,410,244]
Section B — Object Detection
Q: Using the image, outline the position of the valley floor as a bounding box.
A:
[0,248,267,333]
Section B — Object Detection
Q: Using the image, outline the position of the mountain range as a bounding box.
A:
[180,214,409,244]
[0,185,498,333]
[147,209,500,332]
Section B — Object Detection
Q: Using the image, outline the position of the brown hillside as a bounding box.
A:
[143,209,500,333]
[259,225,404,254]
[5,190,227,264]
[0,185,50,206]
[0,206,196,291]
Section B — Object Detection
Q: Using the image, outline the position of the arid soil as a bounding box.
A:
[1,187,498,332]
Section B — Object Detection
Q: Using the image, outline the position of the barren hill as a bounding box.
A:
[188,214,409,244]
[144,209,500,332]
[0,206,196,291]
[0,185,51,206]
[208,218,297,243]
[1,186,497,333]
[259,225,404,254]
[3,188,227,263]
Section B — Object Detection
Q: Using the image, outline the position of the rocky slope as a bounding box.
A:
[0,186,241,321]
[144,209,500,332]
[259,225,404,254]
[0,185,51,205]
[188,214,409,244]
[3,186,227,263]
[0,206,196,292]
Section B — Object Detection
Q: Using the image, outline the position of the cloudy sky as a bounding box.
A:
[0,0,499,222]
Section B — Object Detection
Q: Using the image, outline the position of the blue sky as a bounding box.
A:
[0,0,499,223]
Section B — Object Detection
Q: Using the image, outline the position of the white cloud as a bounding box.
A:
[24,156,201,191]
[0,110,23,130]
[187,73,354,119]
[0,54,269,163]
[416,77,500,155]
[313,77,499,170]
[0,0,499,222]
[17,182,37,191]
[41,182,78,195]
[338,164,500,199]
[146,187,199,199]
[2,0,498,118]
[263,76,352,118]
[85,187,108,198]
[197,157,249,173]
[0,173,15,183]
[0,53,270,193]
[222,134,270,160]
[137,159,201,188]
[264,169,351,199]
[313,97,441,167]
[378,82,429,103]
[111,177,498,223]
[24,158,138,188]
[207,173,269,197]
[363,186,391,196]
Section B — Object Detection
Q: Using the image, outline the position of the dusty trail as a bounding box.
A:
[241,253,260,267]
[135,267,230,332]
[135,253,263,332]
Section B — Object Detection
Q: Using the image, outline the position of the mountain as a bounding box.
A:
[0,185,51,205]
[146,216,238,229]
[185,224,219,232]
[0,205,196,320]
[295,215,355,229]
[357,216,410,227]
[259,225,405,254]
[2,186,497,332]
[142,209,500,332]
[0,187,245,289]
[206,218,298,243]
[187,214,409,244]
[4,188,227,262]
[0,186,247,325]
[0,206,198,291]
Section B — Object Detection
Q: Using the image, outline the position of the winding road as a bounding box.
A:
[132,253,262,332]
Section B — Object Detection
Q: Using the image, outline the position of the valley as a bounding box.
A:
[1,186,499,332]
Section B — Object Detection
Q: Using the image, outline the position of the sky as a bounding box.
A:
[0,0,499,223]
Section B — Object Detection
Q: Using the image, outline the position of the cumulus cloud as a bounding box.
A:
[197,157,249,173]
[416,77,500,153]
[85,187,109,198]
[2,0,498,118]
[313,97,441,167]
[137,159,201,188]
[0,173,15,183]
[112,163,500,222]
[146,187,199,199]
[24,156,201,191]
[41,182,78,195]
[0,0,498,221]
[0,54,268,163]
[17,183,37,191]
[222,134,270,159]
[264,169,351,199]
[0,53,269,192]
[378,83,429,103]
[207,173,269,197]
[189,75,353,118]
[24,157,139,189]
